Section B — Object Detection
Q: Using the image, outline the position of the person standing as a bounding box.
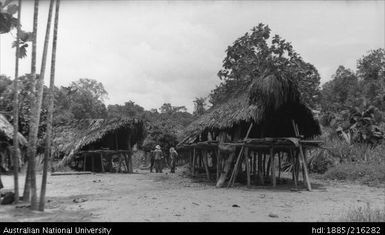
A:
[153,145,164,173]
[149,150,155,173]
[169,147,178,173]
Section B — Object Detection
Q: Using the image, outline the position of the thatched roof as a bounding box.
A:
[180,74,321,145]
[0,114,27,146]
[52,118,145,163]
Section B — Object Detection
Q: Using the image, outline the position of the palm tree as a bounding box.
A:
[23,0,39,203]
[39,0,60,211]
[12,0,22,204]
[28,0,54,210]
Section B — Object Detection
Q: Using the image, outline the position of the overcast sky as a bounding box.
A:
[0,0,384,112]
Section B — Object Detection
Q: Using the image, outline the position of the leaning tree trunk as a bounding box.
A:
[12,0,23,205]
[23,0,39,202]
[39,0,60,212]
[28,0,54,210]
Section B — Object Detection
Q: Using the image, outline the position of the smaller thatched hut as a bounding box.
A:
[178,73,322,190]
[53,118,145,173]
[0,114,27,172]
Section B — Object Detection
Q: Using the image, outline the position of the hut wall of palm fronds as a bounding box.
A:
[52,118,145,173]
[177,73,322,190]
[0,114,27,172]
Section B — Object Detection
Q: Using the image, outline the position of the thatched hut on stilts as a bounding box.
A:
[177,73,322,191]
[52,118,145,173]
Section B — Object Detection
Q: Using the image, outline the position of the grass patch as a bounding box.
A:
[324,161,385,186]
[337,203,385,222]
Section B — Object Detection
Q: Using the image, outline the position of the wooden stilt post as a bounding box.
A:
[192,148,196,176]
[295,150,300,186]
[216,148,220,180]
[278,152,281,181]
[122,153,129,173]
[227,123,254,188]
[91,155,95,172]
[299,145,311,191]
[117,155,122,173]
[202,150,210,180]
[245,148,251,188]
[83,154,87,171]
[290,148,298,187]
[266,154,271,178]
[263,153,266,176]
[189,150,193,173]
[100,152,104,173]
[258,152,264,185]
[271,147,276,187]
[128,152,133,173]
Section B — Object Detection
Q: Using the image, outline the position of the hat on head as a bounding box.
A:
[155,145,161,150]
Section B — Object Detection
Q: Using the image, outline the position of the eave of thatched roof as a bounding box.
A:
[179,74,320,145]
[52,118,145,158]
[0,114,28,146]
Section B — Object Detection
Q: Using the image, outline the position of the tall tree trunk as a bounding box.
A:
[39,0,60,212]
[23,0,39,202]
[12,0,23,205]
[28,0,54,210]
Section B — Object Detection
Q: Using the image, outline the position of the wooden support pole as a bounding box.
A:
[263,153,266,176]
[192,148,196,176]
[91,155,95,172]
[216,148,220,180]
[252,152,256,184]
[290,148,298,187]
[278,152,281,180]
[122,153,129,173]
[83,154,87,171]
[271,147,276,187]
[100,152,104,173]
[128,152,133,173]
[299,145,311,191]
[245,148,251,188]
[117,155,122,173]
[202,150,210,180]
[258,152,264,185]
[227,123,254,188]
[189,150,193,171]
[266,154,271,178]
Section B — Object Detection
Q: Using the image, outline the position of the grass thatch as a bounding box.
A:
[180,73,320,145]
[0,114,27,146]
[52,118,145,166]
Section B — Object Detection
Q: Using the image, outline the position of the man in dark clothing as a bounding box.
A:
[153,145,164,173]
[169,147,178,173]
[150,151,155,173]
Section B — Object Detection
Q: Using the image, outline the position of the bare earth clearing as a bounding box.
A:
[1,166,384,222]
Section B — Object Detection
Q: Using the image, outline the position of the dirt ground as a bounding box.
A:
[0,166,384,222]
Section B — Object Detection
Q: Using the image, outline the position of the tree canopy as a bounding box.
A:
[210,23,321,109]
